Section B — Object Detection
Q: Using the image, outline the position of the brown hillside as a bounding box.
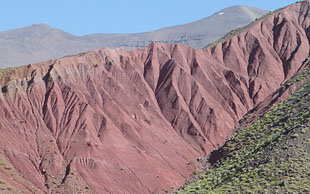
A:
[0,1,309,193]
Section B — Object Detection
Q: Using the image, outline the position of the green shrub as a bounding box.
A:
[7,186,14,191]
[4,166,12,170]
[301,128,308,133]
[291,134,299,138]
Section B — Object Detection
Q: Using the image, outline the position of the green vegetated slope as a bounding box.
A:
[0,67,17,75]
[179,67,310,193]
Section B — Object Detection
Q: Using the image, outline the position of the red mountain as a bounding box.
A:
[0,1,309,193]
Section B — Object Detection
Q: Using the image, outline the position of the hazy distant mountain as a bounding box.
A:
[0,5,268,67]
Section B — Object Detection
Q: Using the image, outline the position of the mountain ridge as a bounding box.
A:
[0,5,268,68]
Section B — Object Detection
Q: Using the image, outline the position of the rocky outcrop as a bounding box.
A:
[0,1,310,193]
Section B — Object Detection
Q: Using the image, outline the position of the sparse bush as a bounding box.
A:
[4,166,12,170]
[7,186,14,191]
[301,128,308,133]
[291,134,299,138]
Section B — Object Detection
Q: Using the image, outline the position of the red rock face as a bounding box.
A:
[0,1,310,193]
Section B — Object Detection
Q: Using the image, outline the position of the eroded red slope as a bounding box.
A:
[0,1,310,193]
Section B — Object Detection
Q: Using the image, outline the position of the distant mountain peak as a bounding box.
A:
[213,5,268,18]
[31,23,51,28]
[0,5,268,68]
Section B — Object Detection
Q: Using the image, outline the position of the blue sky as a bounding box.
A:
[0,0,298,36]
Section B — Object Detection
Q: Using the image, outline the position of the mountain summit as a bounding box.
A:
[0,5,267,68]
